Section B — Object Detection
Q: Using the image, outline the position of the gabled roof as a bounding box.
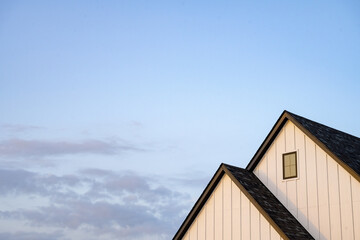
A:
[246,110,360,181]
[175,111,360,239]
[173,163,313,240]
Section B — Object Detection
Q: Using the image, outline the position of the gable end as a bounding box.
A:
[246,111,360,182]
[174,163,313,240]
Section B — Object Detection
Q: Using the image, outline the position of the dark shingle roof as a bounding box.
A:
[224,164,314,240]
[288,111,360,176]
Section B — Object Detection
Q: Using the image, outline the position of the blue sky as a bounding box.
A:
[1,1,360,239]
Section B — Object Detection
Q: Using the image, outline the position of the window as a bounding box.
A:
[283,152,297,179]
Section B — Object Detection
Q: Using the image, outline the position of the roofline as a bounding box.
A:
[173,163,290,240]
[246,110,360,182]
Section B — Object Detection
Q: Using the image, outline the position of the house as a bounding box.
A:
[174,111,360,240]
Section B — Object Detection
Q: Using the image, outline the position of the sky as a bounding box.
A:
[0,0,360,239]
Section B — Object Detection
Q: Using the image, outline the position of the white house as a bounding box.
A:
[174,111,360,240]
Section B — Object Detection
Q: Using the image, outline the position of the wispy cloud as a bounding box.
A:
[0,138,144,158]
[0,231,67,240]
[1,124,43,133]
[0,168,83,198]
[129,121,143,128]
[170,175,209,188]
[0,168,192,240]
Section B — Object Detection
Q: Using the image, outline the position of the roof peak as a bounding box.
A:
[247,111,360,180]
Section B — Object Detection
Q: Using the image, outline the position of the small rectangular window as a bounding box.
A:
[283,152,297,179]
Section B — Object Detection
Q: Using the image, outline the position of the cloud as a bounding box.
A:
[0,202,175,239]
[0,138,144,158]
[16,201,166,231]
[129,121,143,128]
[0,168,192,240]
[0,168,84,200]
[1,124,43,133]
[170,175,209,188]
[0,231,67,240]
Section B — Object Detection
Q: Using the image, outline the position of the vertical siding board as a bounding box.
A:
[260,214,270,240]
[197,208,206,240]
[189,219,198,240]
[205,195,215,240]
[285,121,295,151]
[276,129,287,206]
[182,231,190,240]
[295,126,308,228]
[259,156,268,184]
[267,144,277,194]
[338,166,354,240]
[287,179,297,217]
[327,158,341,240]
[270,227,281,240]
[232,181,241,239]
[241,191,250,240]
[250,204,260,240]
[351,177,360,240]
[258,155,268,185]
[305,137,320,238]
[214,181,223,240]
[285,123,297,217]
[316,149,331,240]
[223,175,232,239]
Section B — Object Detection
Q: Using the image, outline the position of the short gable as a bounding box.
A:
[182,174,284,240]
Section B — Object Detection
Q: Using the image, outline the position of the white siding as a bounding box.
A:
[182,174,283,240]
[232,179,241,239]
[197,205,205,240]
[205,195,214,240]
[254,121,360,240]
[214,179,222,240]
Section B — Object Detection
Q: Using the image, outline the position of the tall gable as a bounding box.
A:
[248,111,360,239]
[247,110,360,181]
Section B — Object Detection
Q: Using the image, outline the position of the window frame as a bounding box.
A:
[282,151,298,180]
